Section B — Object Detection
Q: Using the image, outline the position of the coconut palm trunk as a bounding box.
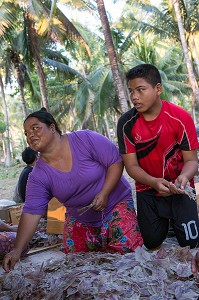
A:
[0,72,12,166]
[96,0,128,114]
[25,13,49,111]
[9,50,28,117]
[171,0,199,115]
[189,33,199,76]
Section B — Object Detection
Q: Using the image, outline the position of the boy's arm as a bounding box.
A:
[122,153,171,195]
[169,149,198,192]
[181,149,198,179]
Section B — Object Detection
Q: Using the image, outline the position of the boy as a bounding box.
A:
[117,63,199,249]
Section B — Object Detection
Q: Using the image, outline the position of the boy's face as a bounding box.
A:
[128,77,162,115]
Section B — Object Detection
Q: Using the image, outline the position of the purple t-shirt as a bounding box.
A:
[23,130,133,227]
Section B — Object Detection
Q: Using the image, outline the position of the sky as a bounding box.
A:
[58,0,161,28]
[58,0,125,27]
[103,0,125,20]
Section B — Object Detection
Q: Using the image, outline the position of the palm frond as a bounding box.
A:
[0,1,18,38]
[43,58,89,84]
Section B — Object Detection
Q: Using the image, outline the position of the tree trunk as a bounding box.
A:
[172,0,199,117]
[96,0,128,114]
[0,73,12,166]
[9,49,28,117]
[25,13,49,111]
[189,33,199,76]
[104,113,111,140]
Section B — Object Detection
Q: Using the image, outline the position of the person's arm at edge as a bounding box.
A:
[2,212,42,272]
[192,251,199,277]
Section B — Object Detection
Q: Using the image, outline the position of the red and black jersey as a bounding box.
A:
[117,100,199,192]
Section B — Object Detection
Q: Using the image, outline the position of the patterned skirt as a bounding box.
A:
[63,200,143,254]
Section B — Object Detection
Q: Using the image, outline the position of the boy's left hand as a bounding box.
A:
[169,175,189,194]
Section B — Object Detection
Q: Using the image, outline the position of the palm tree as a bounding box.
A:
[0,0,17,39]
[1,0,93,113]
[125,0,199,115]
[96,0,128,114]
[6,48,28,117]
[25,12,49,110]
[171,0,199,117]
[0,72,12,166]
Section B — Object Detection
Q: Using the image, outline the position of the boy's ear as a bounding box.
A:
[156,83,162,95]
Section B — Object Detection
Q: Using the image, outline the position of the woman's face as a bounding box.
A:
[24,117,55,152]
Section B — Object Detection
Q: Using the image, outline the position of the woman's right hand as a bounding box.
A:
[2,248,22,273]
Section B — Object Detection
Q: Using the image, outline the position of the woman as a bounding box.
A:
[3,108,143,272]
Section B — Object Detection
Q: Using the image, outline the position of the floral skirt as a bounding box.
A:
[0,232,29,258]
[63,200,143,254]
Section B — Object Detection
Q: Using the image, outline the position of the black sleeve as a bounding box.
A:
[18,167,33,202]
[117,108,137,154]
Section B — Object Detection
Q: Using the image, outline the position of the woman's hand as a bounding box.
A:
[2,213,42,272]
[2,248,22,273]
[92,192,108,211]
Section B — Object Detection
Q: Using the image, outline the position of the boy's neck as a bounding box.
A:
[142,100,162,121]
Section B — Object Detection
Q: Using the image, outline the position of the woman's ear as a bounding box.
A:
[50,123,56,133]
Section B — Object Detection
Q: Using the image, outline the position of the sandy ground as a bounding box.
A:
[0,164,23,201]
[0,177,18,201]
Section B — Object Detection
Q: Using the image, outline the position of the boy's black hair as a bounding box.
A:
[126,64,162,87]
[22,147,38,165]
[24,107,62,136]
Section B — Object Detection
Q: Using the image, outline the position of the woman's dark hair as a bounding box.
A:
[22,147,38,165]
[24,107,62,135]
[126,64,162,87]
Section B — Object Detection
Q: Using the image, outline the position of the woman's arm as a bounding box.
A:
[92,161,124,211]
[2,212,42,272]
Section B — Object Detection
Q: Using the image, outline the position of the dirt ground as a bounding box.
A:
[0,164,23,200]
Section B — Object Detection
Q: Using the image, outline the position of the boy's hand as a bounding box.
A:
[169,175,189,194]
[168,182,186,194]
[152,178,172,196]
